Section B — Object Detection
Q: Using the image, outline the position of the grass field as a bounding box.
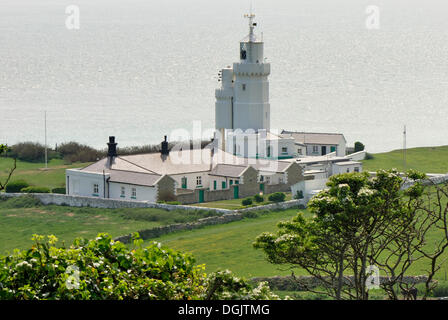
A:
[193,193,293,210]
[144,205,448,280]
[362,145,448,174]
[144,208,310,278]
[0,196,221,254]
[0,157,91,189]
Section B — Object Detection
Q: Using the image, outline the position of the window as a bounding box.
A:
[312,146,319,153]
[260,175,264,182]
[331,146,337,153]
[346,168,350,173]
[93,184,99,196]
[213,180,217,190]
[196,176,202,186]
[222,181,227,189]
[131,187,137,199]
[279,177,284,184]
[297,149,302,155]
[281,147,288,154]
[120,186,125,198]
[242,84,246,91]
[354,167,360,173]
[235,180,239,185]
[266,176,271,184]
[230,180,233,185]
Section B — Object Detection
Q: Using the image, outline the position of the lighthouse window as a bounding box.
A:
[240,49,247,60]
[242,84,246,91]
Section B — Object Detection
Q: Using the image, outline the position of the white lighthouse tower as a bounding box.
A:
[215,13,271,153]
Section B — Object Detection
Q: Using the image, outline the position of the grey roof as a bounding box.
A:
[108,170,162,187]
[281,131,346,145]
[209,164,248,178]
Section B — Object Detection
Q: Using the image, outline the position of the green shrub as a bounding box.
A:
[5,180,29,193]
[0,233,278,300]
[253,194,264,203]
[242,198,253,206]
[354,141,365,153]
[268,192,286,203]
[51,187,66,194]
[242,211,259,219]
[21,186,51,193]
[166,201,180,205]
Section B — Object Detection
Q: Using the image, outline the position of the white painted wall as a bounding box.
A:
[291,178,328,202]
[171,172,210,190]
[108,182,157,202]
[332,162,363,175]
[66,169,109,198]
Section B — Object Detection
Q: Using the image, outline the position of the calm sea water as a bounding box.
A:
[1,0,448,153]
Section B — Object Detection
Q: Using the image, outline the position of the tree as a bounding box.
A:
[254,169,448,300]
[0,144,16,192]
[354,141,365,153]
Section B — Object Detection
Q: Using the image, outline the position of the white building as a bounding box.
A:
[65,13,362,205]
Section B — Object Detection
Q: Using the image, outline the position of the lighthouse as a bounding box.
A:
[215,13,271,135]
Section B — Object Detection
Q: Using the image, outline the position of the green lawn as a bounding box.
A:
[144,204,448,280]
[0,157,91,189]
[0,196,221,254]
[362,145,448,174]
[145,208,308,278]
[193,193,293,210]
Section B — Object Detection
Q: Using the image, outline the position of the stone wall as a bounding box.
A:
[0,193,231,214]
[114,213,244,243]
[251,275,429,291]
[400,174,448,190]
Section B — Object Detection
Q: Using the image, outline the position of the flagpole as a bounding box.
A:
[45,111,48,169]
[403,125,406,174]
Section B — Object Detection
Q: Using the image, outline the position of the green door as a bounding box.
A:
[233,186,239,199]
[181,177,187,189]
[260,183,264,192]
[198,189,204,203]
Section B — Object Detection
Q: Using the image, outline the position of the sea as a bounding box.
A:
[1,0,448,153]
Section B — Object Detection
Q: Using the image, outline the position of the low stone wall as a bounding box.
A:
[0,193,232,214]
[237,199,305,213]
[115,212,244,244]
[251,275,429,291]
[400,174,448,190]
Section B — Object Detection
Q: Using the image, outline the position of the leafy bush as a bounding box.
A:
[21,186,51,193]
[253,194,264,203]
[58,141,104,164]
[0,195,42,208]
[354,141,365,153]
[242,198,253,206]
[51,187,66,194]
[268,192,286,203]
[165,201,180,205]
[0,233,278,300]
[8,142,59,162]
[5,180,29,193]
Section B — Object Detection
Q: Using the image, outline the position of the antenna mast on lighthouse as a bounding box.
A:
[244,7,256,43]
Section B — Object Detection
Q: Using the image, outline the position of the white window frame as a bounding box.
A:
[312,146,318,153]
[131,187,137,199]
[93,183,99,195]
[196,176,202,186]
